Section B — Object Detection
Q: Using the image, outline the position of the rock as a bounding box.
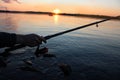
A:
[59,63,72,76]
[0,57,7,67]
[19,66,39,72]
[43,54,56,58]
[35,47,48,57]
[0,52,11,57]
[23,60,33,66]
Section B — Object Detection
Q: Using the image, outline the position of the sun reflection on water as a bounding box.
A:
[53,15,59,24]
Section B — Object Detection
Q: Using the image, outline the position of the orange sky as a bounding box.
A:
[0,0,120,16]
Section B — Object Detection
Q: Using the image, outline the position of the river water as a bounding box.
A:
[0,13,120,80]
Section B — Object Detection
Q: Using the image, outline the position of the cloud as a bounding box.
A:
[1,0,20,3]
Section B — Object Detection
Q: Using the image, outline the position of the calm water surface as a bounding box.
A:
[0,13,120,80]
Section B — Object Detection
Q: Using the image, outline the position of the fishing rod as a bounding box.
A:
[4,16,120,52]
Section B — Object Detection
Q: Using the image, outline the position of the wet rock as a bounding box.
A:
[23,60,33,66]
[0,52,11,57]
[0,57,7,67]
[19,66,39,72]
[43,54,56,58]
[35,47,48,57]
[59,63,72,76]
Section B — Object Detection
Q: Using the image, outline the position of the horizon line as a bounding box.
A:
[0,10,119,20]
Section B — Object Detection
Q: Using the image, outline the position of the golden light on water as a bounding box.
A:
[53,15,59,24]
[53,9,61,14]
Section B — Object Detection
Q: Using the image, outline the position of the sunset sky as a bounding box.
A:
[0,0,120,16]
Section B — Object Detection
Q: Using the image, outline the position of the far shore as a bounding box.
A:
[0,10,119,20]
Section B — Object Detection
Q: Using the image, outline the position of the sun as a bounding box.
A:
[53,9,61,14]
